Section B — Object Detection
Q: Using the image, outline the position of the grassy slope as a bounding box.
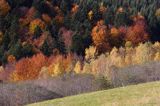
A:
[28,81,160,106]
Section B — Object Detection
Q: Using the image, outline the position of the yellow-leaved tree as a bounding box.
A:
[154,52,160,61]
[85,46,97,61]
[134,43,152,64]
[53,62,64,76]
[88,10,93,20]
[74,61,82,74]
[48,56,65,77]
[109,47,124,67]
[29,18,46,34]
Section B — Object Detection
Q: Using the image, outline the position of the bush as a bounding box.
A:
[33,74,110,96]
[108,61,160,87]
[95,76,112,89]
[0,82,62,106]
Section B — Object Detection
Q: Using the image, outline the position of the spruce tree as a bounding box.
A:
[41,39,53,56]
[8,40,22,59]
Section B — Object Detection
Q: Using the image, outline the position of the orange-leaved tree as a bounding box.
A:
[42,14,52,25]
[7,55,16,63]
[71,4,79,14]
[10,53,48,81]
[125,18,149,45]
[19,7,37,26]
[54,15,64,25]
[0,31,3,44]
[91,20,110,53]
[0,0,10,16]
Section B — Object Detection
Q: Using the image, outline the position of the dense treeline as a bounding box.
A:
[0,0,160,65]
[1,42,160,81]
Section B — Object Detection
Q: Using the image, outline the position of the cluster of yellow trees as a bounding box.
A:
[81,42,160,76]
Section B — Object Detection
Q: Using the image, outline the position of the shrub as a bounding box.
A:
[95,76,112,89]
[108,61,160,87]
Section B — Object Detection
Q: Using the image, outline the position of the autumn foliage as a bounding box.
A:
[54,15,64,24]
[82,42,160,76]
[0,31,3,44]
[85,46,97,61]
[10,53,47,81]
[0,41,158,81]
[110,27,119,37]
[7,55,16,63]
[91,20,110,53]
[99,3,107,13]
[29,19,46,34]
[1,0,160,83]
[71,4,79,14]
[42,14,52,25]
[48,54,74,76]
[19,7,37,26]
[125,20,149,45]
[0,0,10,16]
[88,10,93,20]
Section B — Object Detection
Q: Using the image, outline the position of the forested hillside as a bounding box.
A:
[0,0,160,81]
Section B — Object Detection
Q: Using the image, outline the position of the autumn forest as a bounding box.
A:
[0,0,160,81]
[1,0,160,105]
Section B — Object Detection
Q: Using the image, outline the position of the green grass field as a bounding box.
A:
[28,81,160,106]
